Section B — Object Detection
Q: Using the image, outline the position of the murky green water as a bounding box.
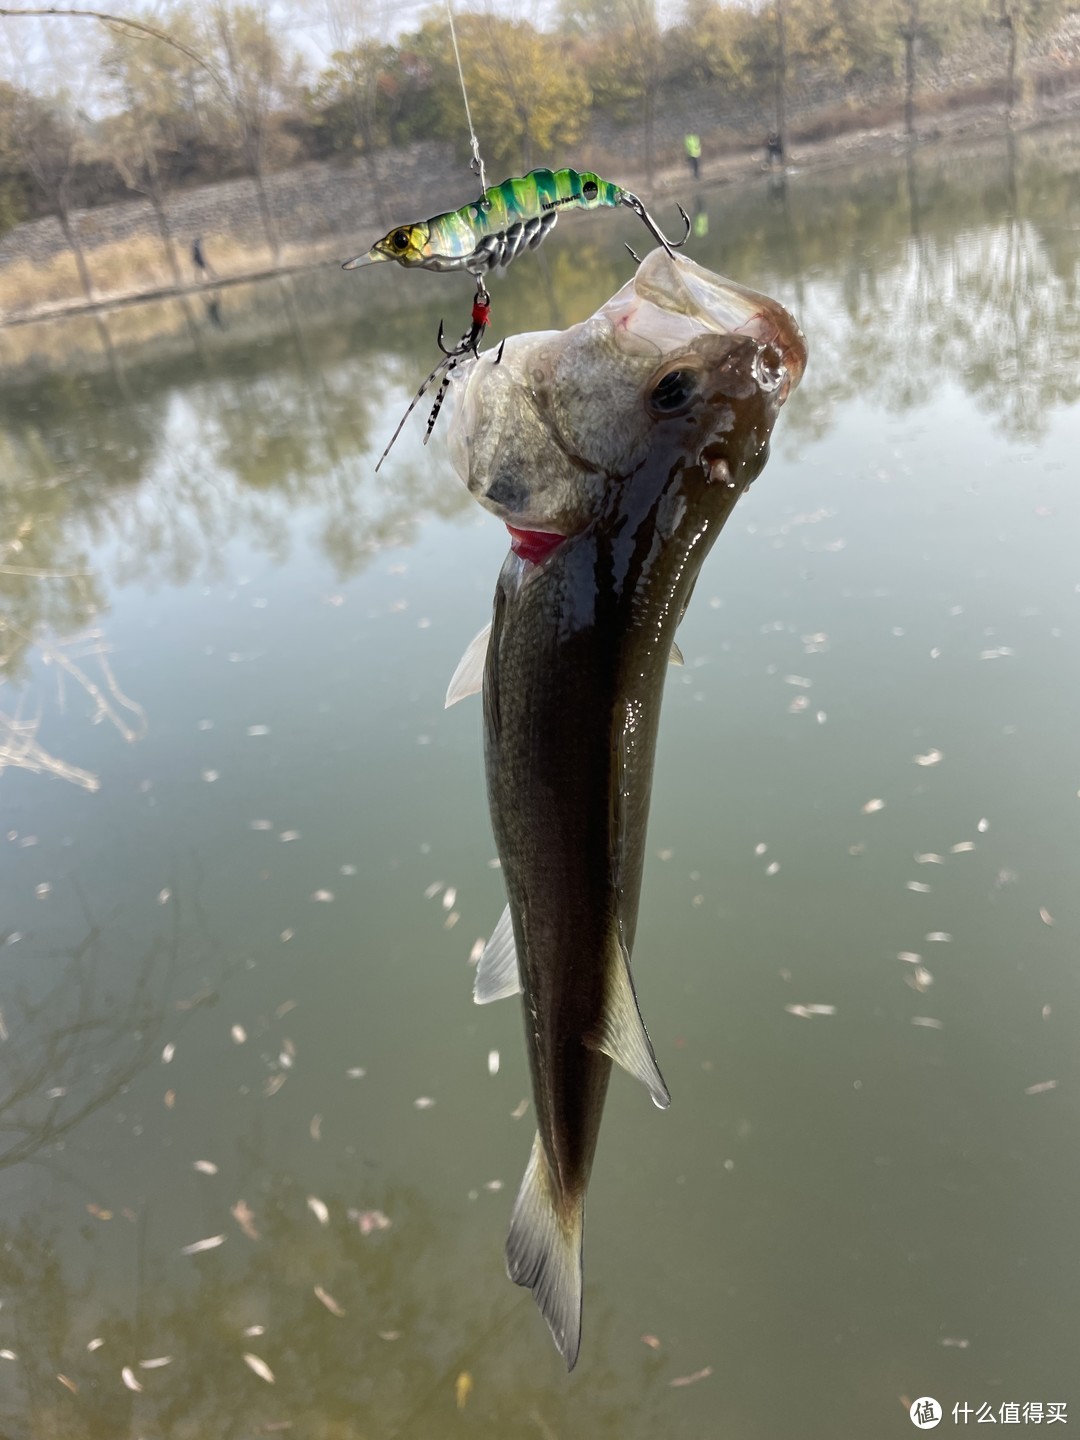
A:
[1,128,1079,1439]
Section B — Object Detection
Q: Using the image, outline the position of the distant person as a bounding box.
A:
[684,133,701,181]
[192,236,214,282]
[764,132,785,169]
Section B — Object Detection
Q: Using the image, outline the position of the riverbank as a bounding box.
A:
[1,76,1079,332]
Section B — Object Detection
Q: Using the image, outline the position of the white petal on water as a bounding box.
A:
[468,938,485,965]
[193,1160,218,1175]
[57,1374,78,1393]
[1042,1005,1052,1020]
[314,1286,346,1317]
[0,1350,16,1361]
[925,932,952,943]
[1025,1080,1058,1095]
[181,1234,226,1254]
[45,1086,67,1099]
[310,1114,322,1141]
[911,1017,944,1029]
[816,710,827,724]
[444,911,460,929]
[941,1338,970,1349]
[197,719,214,731]
[915,853,945,865]
[657,848,674,861]
[157,888,171,905]
[311,890,335,903]
[243,1353,275,1384]
[250,819,273,830]
[307,1196,330,1226]
[906,881,932,893]
[35,883,51,899]
[1039,907,1055,926]
[785,1005,811,1018]
[898,952,921,964]
[139,1356,173,1369]
[246,725,270,737]
[161,1043,176,1064]
[414,1096,435,1110]
[487,1050,500,1076]
[201,770,219,783]
[784,675,812,688]
[121,1367,143,1392]
[765,862,781,876]
[264,1073,287,1096]
[862,798,886,814]
[243,1325,264,1337]
[754,842,767,856]
[914,750,943,766]
[511,1099,529,1119]
[424,881,443,899]
[279,830,300,842]
[232,1200,260,1240]
[340,864,357,876]
[804,1004,837,1015]
[442,887,457,910]
[950,841,976,853]
[977,817,990,832]
[356,1209,391,1234]
[346,1066,366,1079]
[86,1338,105,1352]
[484,1179,503,1191]
[280,929,295,942]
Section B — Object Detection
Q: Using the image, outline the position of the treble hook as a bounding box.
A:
[620,192,692,264]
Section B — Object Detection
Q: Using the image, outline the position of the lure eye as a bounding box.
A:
[649,368,697,413]
[390,229,410,251]
[582,179,598,200]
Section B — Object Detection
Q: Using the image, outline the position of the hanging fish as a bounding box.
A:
[343,167,689,276]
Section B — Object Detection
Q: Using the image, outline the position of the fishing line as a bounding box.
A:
[445,0,486,193]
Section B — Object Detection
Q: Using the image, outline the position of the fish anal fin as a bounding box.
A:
[445,623,492,708]
[590,946,671,1110]
[669,639,685,666]
[473,904,522,1004]
[506,1132,583,1371]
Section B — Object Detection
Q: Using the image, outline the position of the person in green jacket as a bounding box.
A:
[684,133,701,181]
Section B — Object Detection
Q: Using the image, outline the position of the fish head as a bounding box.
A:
[446,248,805,536]
[343,221,432,270]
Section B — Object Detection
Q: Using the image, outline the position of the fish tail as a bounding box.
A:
[505,1131,584,1371]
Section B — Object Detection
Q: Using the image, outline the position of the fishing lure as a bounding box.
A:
[343,167,689,275]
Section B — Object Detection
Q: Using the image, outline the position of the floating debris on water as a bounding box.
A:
[1025,1080,1058,1095]
[181,1234,226,1255]
[468,938,485,965]
[670,1366,713,1388]
[914,750,943,766]
[306,1196,330,1226]
[911,1017,944,1030]
[243,1353,276,1384]
[926,932,952,942]
[139,1356,173,1369]
[193,1159,218,1175]
[414,1096,435,1109]
[1039,908,1055,926]
[161,1042,176,1063]
[232,1201,260,1240]
[951,841,976,853]
[231,1025,247,1044]
[511,1099,529,1119]
[311,890,335,903]
[906,881,932,893]
[314,1286,346,1317]
[488,1050,500,1075]
[641,1334,662,1350]
[86,1338,105,1352]
[121,1367,143,1392]
[862,798,886,814]
[310,1114,322,1141]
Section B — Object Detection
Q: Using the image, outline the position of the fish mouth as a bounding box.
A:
[341,250,383,271]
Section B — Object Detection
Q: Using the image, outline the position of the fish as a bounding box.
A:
[444,248,807,1369]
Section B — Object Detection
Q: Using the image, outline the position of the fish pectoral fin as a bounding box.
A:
[669,639,685,666]
[590,946,671,1110]
[473,904,522,1004]
[506,1132,584,1372]
[444,623,492,708]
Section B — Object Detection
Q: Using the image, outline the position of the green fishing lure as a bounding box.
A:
[343,166,688,276]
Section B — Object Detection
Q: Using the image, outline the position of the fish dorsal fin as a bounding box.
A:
[590,944,670,1109]
[473,903,522,1004]
[447,626,680,708]
[445,623,492,708]
[506,1131,583,1371]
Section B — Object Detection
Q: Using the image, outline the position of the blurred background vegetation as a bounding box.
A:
[0,0,1078,253]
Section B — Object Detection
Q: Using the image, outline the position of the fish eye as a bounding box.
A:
[390,229,410,251]
[582,179,598,200]
[649,368,697,413]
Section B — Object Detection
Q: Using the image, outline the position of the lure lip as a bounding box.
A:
[341,250,384,271]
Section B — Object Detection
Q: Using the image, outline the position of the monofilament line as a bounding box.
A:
[445,0,486,193]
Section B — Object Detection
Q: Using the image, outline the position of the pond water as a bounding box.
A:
[1,127,1078,1439]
